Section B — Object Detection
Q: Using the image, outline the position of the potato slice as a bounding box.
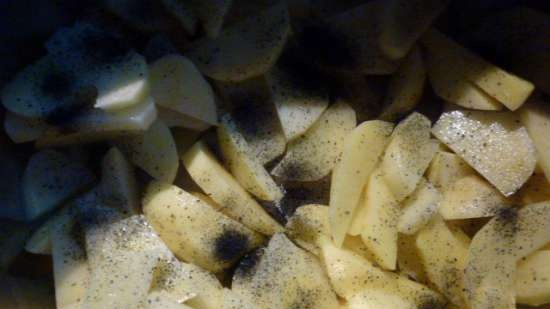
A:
[271,100,356,182]
[378,0,449,59]
[516,250,550,306]
[381,112,438,201]
[116,119,179,183]
[218,114,283,201]
[397,234,428,283]
[519,100,550,183]
[145,291,194,309]
[398,178,441,235]
[182,141,283,235]
[464,202,550,309]
[4,112,49,143]
[149,55,218,128]
[285,204,329,256]
[151,257,224,309]
[0,220,30,273]
[51,212,89,309]
[25,206,72,255]
[221,288,257,309]
[427,151,474,191]
[379,46,426,121]
[513,173,550,205]
[329,120,393,246]
[347,290,416,309]
[100,147,139,214]
[416,216,469,307]
[422,29,534,110]
[266,62,329,141]
[23,150,95,221]
[157,106,212,131]
[432,110,537,196]
[439,174,510,220]
[232,233,339,309]
[318,235,445,307]
[143,182,264,272]
[186,1,290,81]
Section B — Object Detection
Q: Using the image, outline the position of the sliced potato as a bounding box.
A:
[149,54,218,128]
[422,29,534,111]
[232,233,339,309]
[464,202,550,309]
[116,119,179,183]
[516,250,550,306]
[319,235,445,307]
[427,151,474,191]
[381,112,438,201]
[158,106,212,131]
[329,120,393,246]
[100,147,139,214]
[218,114,283,201]
[416,216,469,307]
[23,150,95,221]
[271,100,356,181]
[439,174,510,220]
[4,112,49,143]
[0,220,30,273]
[432,110,537,196]
[186,1,290,81]
[513,173,550,205]
[25,206,72,255]
[379,46,426,121]
[145,291,194,309]
[151,257,224,309]
[347,289,416,309]
[519,100,550,182]
[182,141,283,235]
[143,182,264,272]
[378,0,450,59]
[285,204,329,256]
[397,178,441,235]
[221,288,257,309]
[397,234,427,283]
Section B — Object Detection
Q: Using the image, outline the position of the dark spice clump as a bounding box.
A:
[214,230,250,263]
[234,247,265,279]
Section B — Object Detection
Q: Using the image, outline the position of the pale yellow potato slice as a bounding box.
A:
[116,119,179,183]
[379,0,449,60]
[347,290,416,309]
[221,288,257,309]
[157,106,212,131]
[381,112,439,201]
[516,250,550,306]
[25,205,72,255]
[397,234,428,283]
[143,181,264,272]
[218,114,283,201]
[186,1,290,81]
[149,55,218,128]
[427,151,475,191]
[329,120,393,246]
[4,112,49,143]
[432,110,537,196]
[416,216,469,307]
[271,100,356,182]
[398,178,441,235]
[379,46,426,121]
[350,169,400,270]
[439,174,510,220]
[182,141,283,235]
[519,100,550,183]
[422,29,534,110]
[285,204,329,256]
[513,173,550,205]
[232,233,339,309]
[318,235,445,307]
[464,202,550,309]
[145,291,194,309]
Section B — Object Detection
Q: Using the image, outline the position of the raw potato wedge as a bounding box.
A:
[422,29,534,111]
[319,236,445,307]
[351,169,400,270]
[151,257,224,309]
[397,178,441,235]
[221,288,257,309]
[23,150,95,221]
[439,174,510,220]
[519,100,550,182]
[182,141,283,235]
[516,250,550,306]
[381,112,439,201]
[397,234,428,283]
[514,173,550,205]
[116,119,179,183]
[143,182,264,272]
[218,114,283,201]
[378,0,450,59]
[285,204,329,256]
[25,206,72,255]
[149,55,218,128]
[464,202,550,309]
[379,46,426,121]
[427,151,474,191]
[347,290,416,309]
[432,110,537,196]
[186,1,291,81]
[232,233,339,309]
[271,100,356,182]
[100,147,139,214]
[416,216,469,307]
[4,112,49,143]
[329,120,393,247]
[145,291,194,309]
[157,106,212,131]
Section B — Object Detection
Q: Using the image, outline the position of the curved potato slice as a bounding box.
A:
[271,100,356,182]
[520,100,550,183]
[397,178,441,235]
[285,204,329,256]
[427,151,474,191]
[186,1,290,81]
[100,147,139,214]
[516,250,550,306]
